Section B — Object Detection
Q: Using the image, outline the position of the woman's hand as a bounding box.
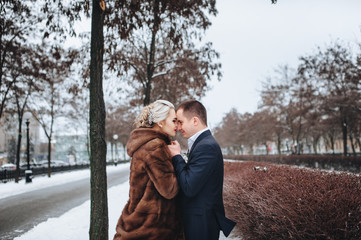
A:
[168,140,181,157]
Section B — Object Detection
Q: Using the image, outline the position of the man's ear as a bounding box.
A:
[193,117,199,126]
[157,122,163,128]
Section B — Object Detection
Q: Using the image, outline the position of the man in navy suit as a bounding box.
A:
[168,100,236,240]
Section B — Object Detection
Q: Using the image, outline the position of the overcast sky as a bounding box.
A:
[202,0,361,128]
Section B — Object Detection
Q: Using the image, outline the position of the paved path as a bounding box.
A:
[0,167,129,240]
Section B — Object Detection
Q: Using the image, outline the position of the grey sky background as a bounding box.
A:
[202,0,361,128]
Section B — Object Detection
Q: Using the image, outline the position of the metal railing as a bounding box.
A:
[0,161,128,183]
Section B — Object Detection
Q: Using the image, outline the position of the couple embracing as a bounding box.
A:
[113,100,236,240]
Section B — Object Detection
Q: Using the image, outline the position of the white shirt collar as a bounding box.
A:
[187,127,209,152]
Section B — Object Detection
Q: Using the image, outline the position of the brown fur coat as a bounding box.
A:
[114,128,182,240]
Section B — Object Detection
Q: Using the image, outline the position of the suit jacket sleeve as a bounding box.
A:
[172,143,217,198]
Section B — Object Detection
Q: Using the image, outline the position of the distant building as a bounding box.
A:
[53,134,128,164]
[53,134,89,164]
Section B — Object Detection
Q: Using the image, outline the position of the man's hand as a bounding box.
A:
[168,140,181,157]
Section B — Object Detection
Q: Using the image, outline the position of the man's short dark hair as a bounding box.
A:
[176,100,207,126]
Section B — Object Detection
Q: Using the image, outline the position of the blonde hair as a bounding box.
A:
[135,100,175,128]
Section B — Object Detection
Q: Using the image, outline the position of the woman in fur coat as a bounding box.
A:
[114,100,183,240]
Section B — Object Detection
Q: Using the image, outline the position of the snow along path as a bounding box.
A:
[3,163,239,240]
[0,163,130,200]
[13,181,239,240]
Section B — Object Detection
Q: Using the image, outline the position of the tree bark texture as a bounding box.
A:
[143,0,160,106]
[89,1,108,240]
[15,122,22,183]
[47,137,52,177]
[341,113,348,156]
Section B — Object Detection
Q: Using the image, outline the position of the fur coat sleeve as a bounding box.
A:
[144,139,179,199]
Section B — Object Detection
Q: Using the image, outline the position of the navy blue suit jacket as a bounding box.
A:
[172,130,236,240]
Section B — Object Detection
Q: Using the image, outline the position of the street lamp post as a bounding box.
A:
[26,119,30,170]
[25,119,32,183]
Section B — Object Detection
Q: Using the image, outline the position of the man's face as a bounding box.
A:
[176,109,194,139]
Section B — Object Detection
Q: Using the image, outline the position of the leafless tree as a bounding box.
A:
[6,44,43,182]
[28,43,76,177]
[298,42,360,156]
[0,0,37,119]
[260,66,295,154]
[214,108,242,154]
[108,29,221,106]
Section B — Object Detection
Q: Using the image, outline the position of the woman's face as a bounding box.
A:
[159,108,178,137]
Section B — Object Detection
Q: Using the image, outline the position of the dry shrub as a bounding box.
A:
[224,155,361,173]
[223,161,361,240]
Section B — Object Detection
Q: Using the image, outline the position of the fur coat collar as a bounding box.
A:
[127,128,171,157]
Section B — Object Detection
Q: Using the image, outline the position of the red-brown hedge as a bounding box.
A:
[224,155,361,173]
[223,161,361,240]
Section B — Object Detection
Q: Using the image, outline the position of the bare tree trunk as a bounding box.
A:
[15,119,22,183]
[143,80,152,106]
[328,133,335,154]
[47,136,52,177]
[114,141,118,161]
[277,133,281,155]
[15,93,28,183]
[123,144,126,161]
[86,122,91,159]
[349,132,356,156]
[249,144,254,155]
[89,1,108,239]
[313,140,318,155]
[0,80,14,120]
[341,116,348,156]
[111,141,114,162]
[143,0,160,106]
[264,142,269,155]
[356,137,361,153]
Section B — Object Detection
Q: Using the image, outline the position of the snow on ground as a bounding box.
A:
[1,162,239,240]
[14,179,130,240]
